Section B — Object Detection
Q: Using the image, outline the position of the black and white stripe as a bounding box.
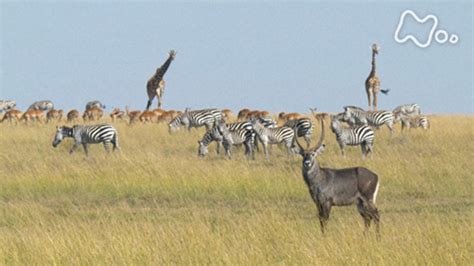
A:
[342,106,394,133]
[169,108,222,132]
[86,100,106,110]
[198,127,223,157]
[393,103,421,117]
[52,124,119,156]
[28,100,54,111]
[251,119,295,159]
[331,115,374,158]
[284,117,313,146]
[400,115,430,131]
[217,122,255,159]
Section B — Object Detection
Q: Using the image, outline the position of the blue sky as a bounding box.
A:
[1,1,472,114]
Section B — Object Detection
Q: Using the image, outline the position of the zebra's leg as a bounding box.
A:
[361,143,367,160]
[387,122,394,136]
[262,142,269,160]
[112,134,120,151]
[216,140,221,155]
[82,143,89,156]
[339,143,346,157]
[286,140,293,156]
[70,143,80,154]
[103,142,111,153]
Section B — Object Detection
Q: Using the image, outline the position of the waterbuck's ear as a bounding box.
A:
[315,144,326,156]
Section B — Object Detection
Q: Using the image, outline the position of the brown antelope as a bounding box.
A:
[125,106,141,125]
[46,109,64,123]
[21,109,44,123]
[139,110,160,123]
[295,119,381,237]
[221,109,233,121]
[0,109,22,124]
[237,108,251,121]
[278,112,303,123]
[83,107,103,122]
[110,108,125,122]
[309,108,329,122]
[67,110,80,123]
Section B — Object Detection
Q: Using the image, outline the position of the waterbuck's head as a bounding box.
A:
[295,118,325,170]
[52,126,72,147]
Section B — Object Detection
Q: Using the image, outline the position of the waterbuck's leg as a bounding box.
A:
[70,143,80,154]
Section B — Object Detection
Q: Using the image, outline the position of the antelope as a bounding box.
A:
[67,110,80,123]
[294,118,381,237]
[46,109,64,123]
[21,109,44,123]
[221,109,233,122]
[0,109,22,124]
[310,108,329,122]
[125,106,141,125]
[237,108,251,121]
[83,107,103,122]
[110,108,125,122]
[278,112,303,123]
[139,110,160,123]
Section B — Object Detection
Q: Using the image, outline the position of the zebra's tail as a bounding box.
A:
[381,89,389,95]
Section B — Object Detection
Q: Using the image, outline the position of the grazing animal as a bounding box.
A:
[217,122,255,159]
[52,124,119,156]
[67,110,80,123]
[284,117,313,147]
[0,100,16,113]
[221,109,233,121]
[125,106,141,125]
[251,119,295,159]
[85,100,106,110]
[0,109,22,124]
[343,106,394,134]
[294,119,380,236]
[83,107,103,122]
[168,108,222,133]
[309,108,329,122]
[279,112,303,123]
[365,44,389,111]
[28,100,54,111]
[198,126,224,157]
[331,114,374,159]
[399,115,430,131]
[237,108,251,121]
[139,110,160,123]
[393,103,421,123]
[109,108,125,122]
[21,109,44,123]
[146,50,176,110]
[46,109,64,123]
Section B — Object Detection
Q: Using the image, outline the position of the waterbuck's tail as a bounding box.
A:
[381,89,389,95]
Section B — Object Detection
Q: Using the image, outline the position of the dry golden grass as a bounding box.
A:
[0,115,472,264]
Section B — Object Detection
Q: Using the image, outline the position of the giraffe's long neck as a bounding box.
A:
[155,56,174,80]
[370,51,377,76]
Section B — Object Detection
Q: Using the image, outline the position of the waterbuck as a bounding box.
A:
[295,119,381,237]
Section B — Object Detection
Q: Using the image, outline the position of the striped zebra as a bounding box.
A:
[284,117,313,146]
[198,127,223,157]
[52,124,119,156]
[217,122,255,159]
[342,106,394,134]
[0,100,16,113]
[198,121,255,157]
[251,119,295,159]
[255,115,277,128]
[28,100,54,111]
[169,108,222,133]
[331,114,375,159]
[393,103,421,117]
[400,115,430,131]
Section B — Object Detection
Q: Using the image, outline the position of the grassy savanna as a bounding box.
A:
[0,116,472,264]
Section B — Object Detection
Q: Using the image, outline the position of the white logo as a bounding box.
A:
[394,10,459,48]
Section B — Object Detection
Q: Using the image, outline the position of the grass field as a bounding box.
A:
[0,116,472,264]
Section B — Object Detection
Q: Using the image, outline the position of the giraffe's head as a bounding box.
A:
[169,50,177,60]
[372,44,379,55]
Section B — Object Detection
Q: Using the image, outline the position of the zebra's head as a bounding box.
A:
[330,115,342,133]
[198,140,208,157]
[52,126,71,147]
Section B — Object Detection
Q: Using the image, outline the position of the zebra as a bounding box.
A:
[85,100,106,110]
[198,121,255,157]
[331,114,375,159]
[52,124,119,156]
[393,103,421,117]
[284,117,313,147]
[255,115,277,128]
[198,126,223,157]
[169,108,222,133]
[0,100,16,113]
[400,115,430,131]
[217,122,255,159]
[28,100,54,111]
[342,106,394,134]
[251,119,295,159]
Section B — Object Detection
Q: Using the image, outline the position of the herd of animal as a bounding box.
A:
[0,45,432,237]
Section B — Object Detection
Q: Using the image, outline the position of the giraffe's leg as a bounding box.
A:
[367,88,372,109]
[373,92,378,111]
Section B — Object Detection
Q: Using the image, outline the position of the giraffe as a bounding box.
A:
[365,44,389,111]
[146,50,176,110]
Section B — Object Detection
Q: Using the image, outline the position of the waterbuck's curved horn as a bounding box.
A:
[294,130,306,151]
[311,118,325,151]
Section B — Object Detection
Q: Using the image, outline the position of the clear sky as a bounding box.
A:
[1,1,472,114]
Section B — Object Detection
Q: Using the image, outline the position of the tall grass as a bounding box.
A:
[0,116,472,264]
